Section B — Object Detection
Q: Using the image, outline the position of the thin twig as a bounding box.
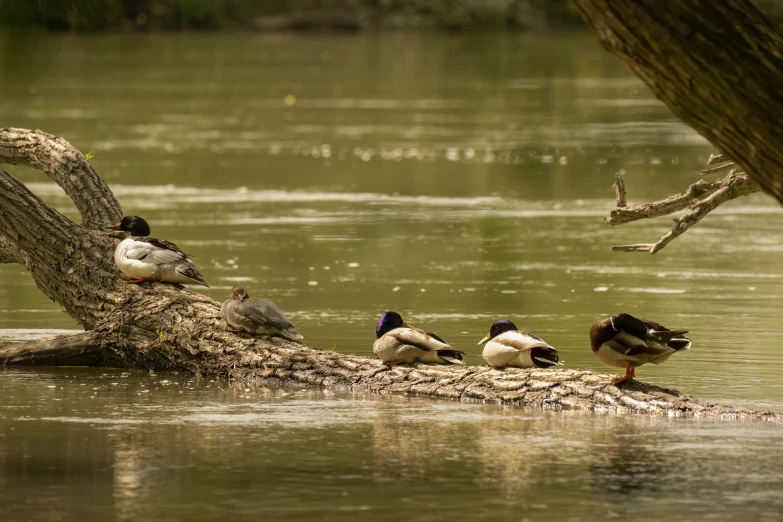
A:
[612,172,627,207]
[699,163,735,176]
[707,153,725,164]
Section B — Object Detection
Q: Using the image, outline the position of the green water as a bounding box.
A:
[1,32,782,520]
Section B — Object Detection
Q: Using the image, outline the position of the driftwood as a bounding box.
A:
[606,159,759,253]
[0,127,779,420]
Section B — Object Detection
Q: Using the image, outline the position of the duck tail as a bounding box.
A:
[531,346,563,368]
[283,327,304,343]
[666,337,692,351]
[177,264,210,287]
[437,349,465,365]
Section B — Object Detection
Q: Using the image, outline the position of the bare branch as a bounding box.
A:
[708,153,726,165]
[0,128,122,228]
[607,178,727,225]
[609,170,760,254]
[699,163,735,176]
[612,173,627,207]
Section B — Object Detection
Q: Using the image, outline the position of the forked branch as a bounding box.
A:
[0,128,122,228]
[606,158,760,253]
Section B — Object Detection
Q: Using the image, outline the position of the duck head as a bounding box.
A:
[107,215,151,237]
[375,311,408,338]
[232,283,250,302]
[477,319,518,345]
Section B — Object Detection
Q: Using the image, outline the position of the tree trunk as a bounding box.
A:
[0,128,777,420]
[572,0,783,204]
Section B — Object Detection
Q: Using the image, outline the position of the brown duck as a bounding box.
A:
[590,313,691,385]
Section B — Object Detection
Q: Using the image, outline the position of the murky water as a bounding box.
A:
[1,32,782,520]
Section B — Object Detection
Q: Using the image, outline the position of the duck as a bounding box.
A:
[373,311,464,365]
[221,283,303,342]
[590,313,691,385]
[107,215,209,287]
[477,319,562,368]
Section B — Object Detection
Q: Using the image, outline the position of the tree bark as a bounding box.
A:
[572,0,783,204]
[0,332,108,366]
[0,127,778,420]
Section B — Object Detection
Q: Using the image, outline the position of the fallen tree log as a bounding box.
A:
[0,330,778,420]
[0,127,778,420]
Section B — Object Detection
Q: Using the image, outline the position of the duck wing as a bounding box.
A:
[392,328,464,364]
[611,313,649,339]
[128,237,189,264]
[393,328,454,352]
[494,330,551,351]
[638,318,690,347]
[245,298,303,339]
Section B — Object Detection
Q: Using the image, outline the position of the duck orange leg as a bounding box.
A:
[612,361,635,385]
[126,277,161,285]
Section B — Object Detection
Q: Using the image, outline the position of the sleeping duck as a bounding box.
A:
[590,313,691,385]
[477,319,562,368]
[373,311,464,365]
[221,283,303,342]
[107,215,209,287]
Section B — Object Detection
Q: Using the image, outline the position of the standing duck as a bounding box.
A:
[477,319,562,369]
[590,313,691,385]
[107,215,209,287]
[373,311,464,365]
[221,283,303,342]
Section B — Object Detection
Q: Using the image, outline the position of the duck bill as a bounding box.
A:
[477,333,491,346]
[402,322,414,329]
[106,223,122,230]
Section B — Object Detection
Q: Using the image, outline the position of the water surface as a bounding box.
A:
[0,31,782,520]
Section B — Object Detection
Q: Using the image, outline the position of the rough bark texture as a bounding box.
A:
[0,332,107,366]
[572,0,783,204]
[0,127,779,420]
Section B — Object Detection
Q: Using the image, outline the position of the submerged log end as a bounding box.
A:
[0,332,113,366]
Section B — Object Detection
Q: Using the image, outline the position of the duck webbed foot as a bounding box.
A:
[126,277,161,285]
[612,361,636,385]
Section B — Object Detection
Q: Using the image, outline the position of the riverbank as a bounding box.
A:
[0,0,585,32]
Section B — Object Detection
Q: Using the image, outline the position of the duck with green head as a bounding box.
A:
[477,319,562,368]
[590,313,691,385]
[373,311,464,365]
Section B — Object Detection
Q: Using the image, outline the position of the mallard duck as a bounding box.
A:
[477,319,562,368]
[590,313,691,385]
[107,215,209,287]
[373,311,464,365]
[221,283,303,341]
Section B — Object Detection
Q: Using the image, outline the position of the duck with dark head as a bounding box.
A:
[373,311,464,365]
[590,313,691,385]
[477,319,562,369]
[107,215,209,287]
